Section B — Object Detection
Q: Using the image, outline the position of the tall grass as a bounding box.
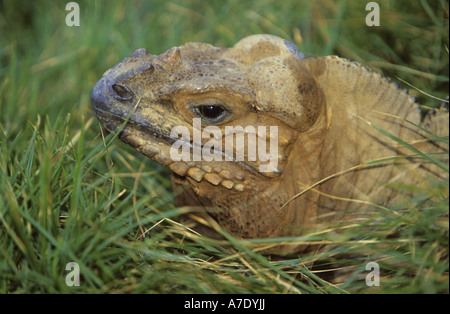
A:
[0,0,448,293]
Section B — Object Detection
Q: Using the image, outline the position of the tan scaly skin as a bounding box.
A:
[91,34,448,253]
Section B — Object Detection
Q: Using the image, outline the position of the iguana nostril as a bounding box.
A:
[112,83,133,101]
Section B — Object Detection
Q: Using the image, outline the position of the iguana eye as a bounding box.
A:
[196,104,229,123]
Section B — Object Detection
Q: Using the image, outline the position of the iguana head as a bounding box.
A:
[91,35,330,238]
[92,35,448,249]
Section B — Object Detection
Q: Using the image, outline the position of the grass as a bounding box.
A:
[0,0,448,293]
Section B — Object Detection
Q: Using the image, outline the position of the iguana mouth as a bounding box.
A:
[94,105,267,192]
[93,101,269,190]
[93,106,231,160]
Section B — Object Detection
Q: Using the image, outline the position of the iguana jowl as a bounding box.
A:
[91,35,448,253]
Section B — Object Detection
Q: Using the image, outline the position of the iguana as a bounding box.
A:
[91,34,448,253]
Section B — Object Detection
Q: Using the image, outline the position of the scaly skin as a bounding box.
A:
[91,34,448,253]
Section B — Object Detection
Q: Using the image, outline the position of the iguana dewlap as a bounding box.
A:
[91,34,448,252]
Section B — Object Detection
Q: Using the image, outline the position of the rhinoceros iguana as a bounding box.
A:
[91,34,448,253]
